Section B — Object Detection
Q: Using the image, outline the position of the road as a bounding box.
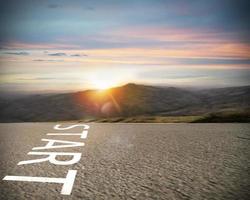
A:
[0,123,249,200]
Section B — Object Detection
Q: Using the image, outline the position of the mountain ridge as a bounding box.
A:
[0,83,249,122]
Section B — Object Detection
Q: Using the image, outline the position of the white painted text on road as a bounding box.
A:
[2,123,89,195]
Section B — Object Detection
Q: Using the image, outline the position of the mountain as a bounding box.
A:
[0,83,249,122]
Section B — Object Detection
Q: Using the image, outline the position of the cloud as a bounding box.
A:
[137,70,208,80]
[1,41,81,50]
[44,52,87,57]
[70,54,88,57]
[4,51,29,55]
[33,59,64,62]
[48,4,61,9]
[47,53,67,56]
[46,52,88,57]
[17,77,56,81]
[86,6,95,11]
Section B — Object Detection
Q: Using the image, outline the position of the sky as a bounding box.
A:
[0,0,250,94]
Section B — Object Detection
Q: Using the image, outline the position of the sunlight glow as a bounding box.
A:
[92,79,117,90]
[87,69,135,90]
[88,73,120,90]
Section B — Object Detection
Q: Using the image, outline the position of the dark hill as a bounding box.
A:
[0,84,249,122]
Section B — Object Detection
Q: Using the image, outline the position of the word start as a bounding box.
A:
[3,124,90,195]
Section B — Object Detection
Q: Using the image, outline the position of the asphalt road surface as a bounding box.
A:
[0,123,249,200]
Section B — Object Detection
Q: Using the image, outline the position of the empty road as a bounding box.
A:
[0,123,249,200]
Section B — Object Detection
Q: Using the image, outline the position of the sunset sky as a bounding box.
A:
[0,0,249,94]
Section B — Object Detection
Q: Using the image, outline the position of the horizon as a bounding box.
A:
[0,0,250,94]
[1,82,250,99]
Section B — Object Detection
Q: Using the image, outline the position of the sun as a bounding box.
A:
[89,76,119,90]
[88,69,131,90]
[93,80,115,90]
